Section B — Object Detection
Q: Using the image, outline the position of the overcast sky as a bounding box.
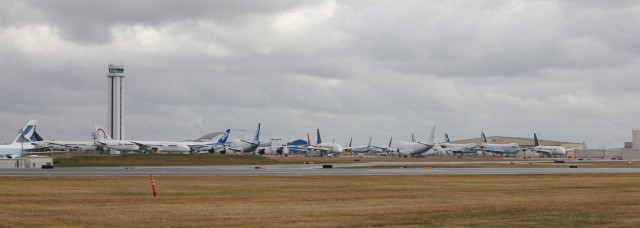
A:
[1,0,639,148]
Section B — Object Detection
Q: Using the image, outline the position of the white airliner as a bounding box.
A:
[227,123,262,153]
[479,131,520,156]
[529,133,566,157]
[306,129,344,157]
[95,125,191,153]
[437,132,478,156]
[0,120,39,158]
[395,125,437,158]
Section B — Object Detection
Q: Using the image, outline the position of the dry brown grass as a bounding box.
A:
[2,174,640,227]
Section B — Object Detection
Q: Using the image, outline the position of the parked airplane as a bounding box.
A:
[395,125,437,157]
[529,133,566,157]
[95,125,139,152]
[478,131,520,156]
[0,120,39,158]
[256,139,289,156]
[95,125,191,153]
[227,123,261,153]
[32,141,97,152]
[306,129,344,157]
[438,132,478,156]
[345,137,374,153]
[187,129,230,154]
[371,137,395,155]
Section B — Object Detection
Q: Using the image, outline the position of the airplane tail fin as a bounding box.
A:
[348,138,352,147]
[534,133,540,147]
[368,137,372,147]
[411,133,416,143]
[428,125,436,143]
[217,129,231,145]
[444,132,450,143]
[316,129,322,145]
[481,131,488,143]
[388,137,393,147]
[307,133,311,146]
[32,131,44,142]
[95,124,113,142]
[13,120,38,144]
[252,123,261,144]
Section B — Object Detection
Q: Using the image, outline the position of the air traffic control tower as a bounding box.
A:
[107,64,125,140]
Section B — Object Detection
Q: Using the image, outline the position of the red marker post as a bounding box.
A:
[150,175,158,197]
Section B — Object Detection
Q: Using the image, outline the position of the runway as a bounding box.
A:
[2,162,640,176]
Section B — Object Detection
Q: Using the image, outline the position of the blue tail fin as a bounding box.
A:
[217,129,230,145]
[481,131,488,143]
[534,133,540,147]
[316,129,322,144]
[445,132,450,143]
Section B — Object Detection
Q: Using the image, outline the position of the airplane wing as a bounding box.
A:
[534,149,552,155]
[416,141,434,147]
[479,149,502,154]
[239,140,259,146]
[131,141,154,150]
[44,142,88,150]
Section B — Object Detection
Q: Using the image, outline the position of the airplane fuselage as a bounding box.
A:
[439,143,478,154]
[136,141,191,153]
[533,146,566,156]
[0,143,36,157]
[229,139,259,153]
[396,141,432,156]
[309,143,344,154]
[480,143,520,154]
[346,145,372,153]
[99,140,140,151]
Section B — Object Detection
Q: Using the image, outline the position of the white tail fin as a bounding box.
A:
[427,125,436,143]
[13,120,38,144]
[252,123,261,144]
[94,124,113,142]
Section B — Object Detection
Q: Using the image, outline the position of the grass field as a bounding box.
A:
[2,174,640,227]
[54,154,279,167]
[52,154,640,169]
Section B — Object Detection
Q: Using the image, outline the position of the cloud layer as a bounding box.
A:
[1,0,639,148]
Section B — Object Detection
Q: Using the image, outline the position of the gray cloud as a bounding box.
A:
[0,0,639,148]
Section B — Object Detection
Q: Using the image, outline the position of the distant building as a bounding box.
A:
[287,139,308,154]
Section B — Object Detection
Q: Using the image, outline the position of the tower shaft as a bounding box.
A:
[107,64,125,140]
